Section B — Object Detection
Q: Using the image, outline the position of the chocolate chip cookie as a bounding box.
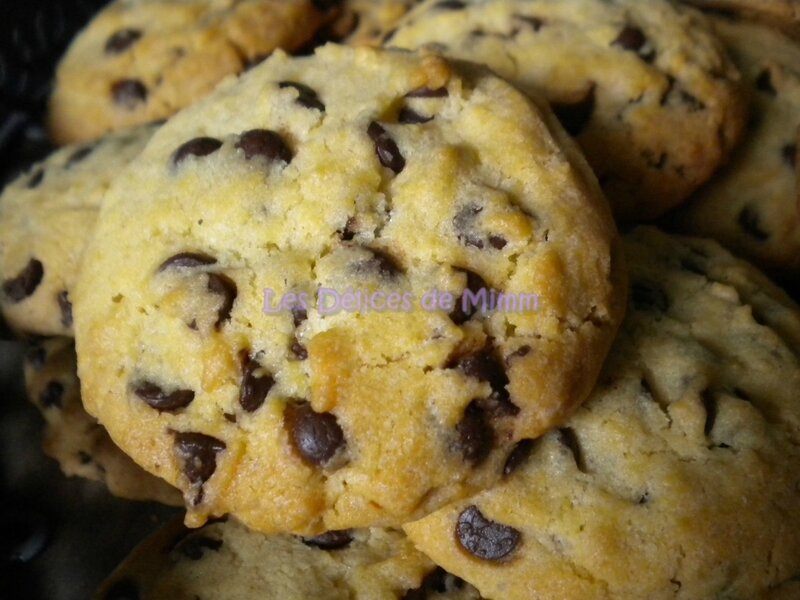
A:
[48,0,328,145]
[669,17,800,275]
[74,44,625,535]
[95,517,482,599]
[24,337,181,506]
[0,124,157,337]
[680,0,800,38]
[403,227,800,600]
[386,0,748,222]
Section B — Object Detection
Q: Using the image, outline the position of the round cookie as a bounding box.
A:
[385,0,748,222]
[669,17,800,276]
[74,44,625,534]
[48,0,328,145]
[680,0,800,38]
[327,0,422,46]
[0,124,157,337]
[24,337,181,506]
[95,518,482,599]
[403,226,800,600]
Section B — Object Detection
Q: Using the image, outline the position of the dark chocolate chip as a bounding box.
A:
[102,579,140,600]
[455,505,520,561]
[447,344,517,415]
[171,137,223,166]
[40,381,64,409]
[340,217,358,241]
[631,281,669,312]
[173,432,226,485]
[552,87,595,136]
[556,428,585,472]
[755,70,776,95]
[133,381,195,412]
[402,567,453,599]
[405,87,449,98]
[782,144,797,168]
[488,235,507,250]
[111,79,148,109]
[239,355,274,413]
[26,345,47,369]
[206,273,237,329]
[105,28,142,54]
[57,291,72,328]
[612,26,646,52]
[367,121,405,174]
[3,259,44,302]
[235,129,293,164]
[284,401,345,467]
[398,107,433,124]
[279,81,325,111]
[27,168,44,189]
[158,252,217,272]
[291,306,308,327]
[291,339,308,360]
[504,345,530,366]
[503,439,535,476]
[435,0,466,8]
[354,247,403,278]
[65,145,94,168]
[223,412,237,423]
[450,269,488,324]
[455,400,494,465]
[738,205,769,241]
[701,389,717,436]
[453,205,484,249]
[301,529,354,550]
[176,535,223,560]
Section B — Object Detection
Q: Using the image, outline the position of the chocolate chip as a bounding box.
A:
[40,381,63,408]
[453,205,485,249]
[65,145,94,168]
[239,355,274,413]
[755,70,776,95]
[26,345,47,369]
[402,567,455,599]
[738,206,769,241]
[405,87,449,98]
[504,345,530,366]
[435,0,466,8]
[552,87,595,136]
[223,412,237,423]
[447,344,517,415]
[57,291,72,328]
[176,535,223,560]
[158,252,217,272]
[173,432,226,486]
[455,401,494,465]
[449,269,488,324]
[171,137,223,166]
[133,381,195,412]
[354,247,403,278]
[105,28,142,54]
[701,389,717,436]
[206,273,237,329]
[102,580,140,600]
[556,428,585,472]
[340,217,358,241]
[612,26,646,51]
[27,168,44,189]
[455,505,520,561]
[503,439,535,476]
[291,306,308,327]
[631,281,669,312]
[301,530,354,550]
[3,259,44,302]
[284,401,345,467]
[111,79,148,109]
[398,107,433,124]
[291,339,308,360]
[488,235,507,250]
[782,144,797,168]
[367,122,405,174]
[235,129,293,164]
[279,81,325,111]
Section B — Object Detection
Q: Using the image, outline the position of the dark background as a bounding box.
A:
[1,3,180,599]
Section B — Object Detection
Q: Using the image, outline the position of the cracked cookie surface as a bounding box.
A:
[403,226,800,600]
[680,0,800,38]
[74,44,624,534]
[385,0,747,222]
[0,124,157,337]
[670,16,800,276]
[48,0,327,145]
[24,337,181,506]
[95,518,482,599]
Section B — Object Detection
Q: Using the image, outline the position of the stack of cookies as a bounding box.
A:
[1,1,799,598]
